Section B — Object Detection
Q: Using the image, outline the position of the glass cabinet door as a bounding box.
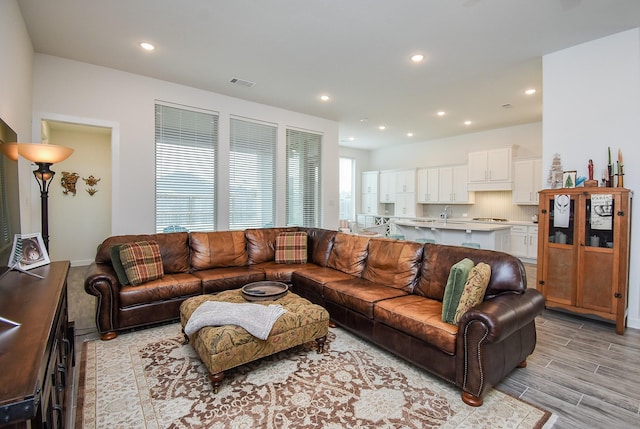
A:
[585,194,615,248]
[547,193,575,246]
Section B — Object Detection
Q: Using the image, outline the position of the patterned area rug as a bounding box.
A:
[76,323,554,428]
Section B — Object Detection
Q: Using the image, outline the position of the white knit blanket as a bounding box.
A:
[183,301,287,340]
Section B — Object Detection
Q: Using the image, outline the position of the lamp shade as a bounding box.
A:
[18,143,74,164]
[0,143,19,161]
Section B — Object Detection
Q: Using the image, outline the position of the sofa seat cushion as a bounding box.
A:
[373,295,458,355]
[291,266,355,299]
[323,278,408,319]
[361,238,423,292]
[193,267,265,294]
[119,273,201,308]
[252,261,321,283]
[190,231,248,270]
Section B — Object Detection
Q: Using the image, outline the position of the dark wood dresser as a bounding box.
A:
[0,261,74,428]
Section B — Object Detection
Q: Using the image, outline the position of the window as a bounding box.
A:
[339,157,355,221]
[155,103,218,232]
[286,129,322,227]
[229,117,277,229]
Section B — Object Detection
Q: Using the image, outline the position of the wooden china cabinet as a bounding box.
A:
[536,188,631,334]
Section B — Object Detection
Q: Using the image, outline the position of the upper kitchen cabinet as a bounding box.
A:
[379,170,396,203]
[513,158,542,205]
[468,147,513,191]
[361,171,380,215]
[439,165,475,204]
[395,169,416,194]
[417,168,439,203]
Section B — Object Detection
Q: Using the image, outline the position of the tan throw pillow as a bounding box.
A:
[119,241,164,286]
[275,231,308,264]
[452,262,491,324]
[441,258,475,324]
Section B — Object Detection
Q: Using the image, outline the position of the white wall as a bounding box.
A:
[30,55,340,254]
[0,0,35,232]
[367,122,542,171]
[543,28,640,329]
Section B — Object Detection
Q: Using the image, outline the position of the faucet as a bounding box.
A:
[441,206,450,224]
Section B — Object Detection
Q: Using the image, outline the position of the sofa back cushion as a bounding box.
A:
[361,238,423,292]
[414,244,526,301]
[95,232,190,274]
[300,228,336,266]
[326,233,370,277]
[245,227,298,264]
[190,231,248,270]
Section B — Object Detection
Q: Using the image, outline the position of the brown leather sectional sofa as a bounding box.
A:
[84,226,544,406]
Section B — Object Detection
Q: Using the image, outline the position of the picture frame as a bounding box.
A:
[562,170,577,188]
[8,233,50,271]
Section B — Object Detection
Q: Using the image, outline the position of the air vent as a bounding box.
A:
[230,77,256,88]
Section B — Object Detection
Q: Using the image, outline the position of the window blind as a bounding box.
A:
[229,117,277,230]
[155,103,218,232]
[286,129,322,227]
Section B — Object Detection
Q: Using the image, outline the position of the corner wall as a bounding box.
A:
[543,28,640,329]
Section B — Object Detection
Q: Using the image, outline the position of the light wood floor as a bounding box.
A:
[68,265,640,428]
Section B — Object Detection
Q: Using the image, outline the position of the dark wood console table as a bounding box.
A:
[0,261,74,428]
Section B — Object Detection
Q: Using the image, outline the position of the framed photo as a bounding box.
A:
[562,170,577,188]
[8,233,50,271]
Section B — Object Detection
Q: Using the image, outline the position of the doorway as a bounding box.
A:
[43,120,112,265]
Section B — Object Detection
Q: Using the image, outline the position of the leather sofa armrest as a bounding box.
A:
[457,288,545,343]
[84,262,121,334]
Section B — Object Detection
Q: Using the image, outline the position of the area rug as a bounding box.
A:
[76,323,554,428]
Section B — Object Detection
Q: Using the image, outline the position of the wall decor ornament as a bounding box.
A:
[61,171,79,196]
[86,188,97,196]
[83,175,100,187]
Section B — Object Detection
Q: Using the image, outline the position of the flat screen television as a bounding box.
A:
[0,117,20,277]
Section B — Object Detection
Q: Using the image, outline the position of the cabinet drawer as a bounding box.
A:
[511,225,528,233]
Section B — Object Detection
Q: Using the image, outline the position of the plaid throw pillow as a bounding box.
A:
[275,232,308,264]
[119,241,164,286]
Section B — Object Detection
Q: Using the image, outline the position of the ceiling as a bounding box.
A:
[17,0,640,150]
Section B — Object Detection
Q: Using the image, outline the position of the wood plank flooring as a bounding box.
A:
[68,265,640,428]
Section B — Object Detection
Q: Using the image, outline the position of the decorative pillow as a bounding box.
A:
[119,241,164,286]
[452,263,491,325]
[109,244,129,285]
[441,258,475,324]
[275,232,308,264]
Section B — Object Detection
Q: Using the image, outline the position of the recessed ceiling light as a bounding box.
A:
[378,125,386,130]
[464,120,472,126]
[437,111,446,116]
[320,95,330,101]
[140,42,155,51]
[525,88,536,95]
[411,54,424,62]
[407,132,414,137]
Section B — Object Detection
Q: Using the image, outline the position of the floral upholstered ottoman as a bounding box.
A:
[179,289,330,393]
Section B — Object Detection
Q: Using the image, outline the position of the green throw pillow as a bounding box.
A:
[441,258,475,324]
[109,244,129,285]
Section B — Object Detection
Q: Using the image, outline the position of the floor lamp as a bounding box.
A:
[17,143,74,251]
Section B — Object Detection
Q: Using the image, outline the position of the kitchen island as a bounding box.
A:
[391,218,512,251]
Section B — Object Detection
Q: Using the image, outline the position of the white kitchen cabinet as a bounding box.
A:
[438,165,475,204]
[379,170,396,203]
[395,192,416,217]
[468,147,513,191]
[362,170,378,194]
[417,168,439,203]
[395,169,416,194]
[510,225,538,260]
[512,159,542,205]
[361,171,380,215]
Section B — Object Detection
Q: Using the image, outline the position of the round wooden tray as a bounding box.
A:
[241,281,289,301]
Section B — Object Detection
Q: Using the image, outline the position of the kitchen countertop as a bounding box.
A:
[392,219,513,232]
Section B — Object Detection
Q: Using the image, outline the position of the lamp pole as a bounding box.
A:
[32,162,55,251]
